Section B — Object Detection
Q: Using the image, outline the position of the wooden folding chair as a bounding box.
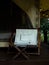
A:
[9,29,40,60]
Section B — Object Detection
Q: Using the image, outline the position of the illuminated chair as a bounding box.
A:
[0,33,12,47]
[10,29,40,60]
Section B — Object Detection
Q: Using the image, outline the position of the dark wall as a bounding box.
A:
[0,0,33,32]
[0,0,11,32]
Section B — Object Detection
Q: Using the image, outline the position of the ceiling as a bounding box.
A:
[12,0,49,12]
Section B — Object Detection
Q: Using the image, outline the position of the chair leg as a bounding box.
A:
[7,46,11,54]
[13,52,20,59]
[38,47,40,55]
[13,46,29,60]
[21,52,29,60]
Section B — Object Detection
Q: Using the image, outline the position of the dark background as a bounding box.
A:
[0,0,33,32]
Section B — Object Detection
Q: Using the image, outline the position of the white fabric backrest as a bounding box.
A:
[0,33,11,40]
[14,29,38,47]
